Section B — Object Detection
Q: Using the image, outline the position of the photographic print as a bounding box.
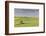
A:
[5,1,45,35]
[14,8,39,27]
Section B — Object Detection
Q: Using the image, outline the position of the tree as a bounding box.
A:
[20,20,24,24]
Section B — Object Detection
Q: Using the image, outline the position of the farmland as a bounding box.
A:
[14,16,39,27]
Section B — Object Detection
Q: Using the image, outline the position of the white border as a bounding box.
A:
[9,3,44,33]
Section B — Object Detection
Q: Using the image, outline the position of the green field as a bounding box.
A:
[14,16,39,27]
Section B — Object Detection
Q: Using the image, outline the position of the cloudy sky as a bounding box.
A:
[14,8,39,17]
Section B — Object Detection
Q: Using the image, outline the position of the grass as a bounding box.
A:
[14,16,39,27]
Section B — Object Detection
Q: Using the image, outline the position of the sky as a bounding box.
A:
[14,8,39,17]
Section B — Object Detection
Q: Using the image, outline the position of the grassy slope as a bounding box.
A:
[14,16,39,27]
